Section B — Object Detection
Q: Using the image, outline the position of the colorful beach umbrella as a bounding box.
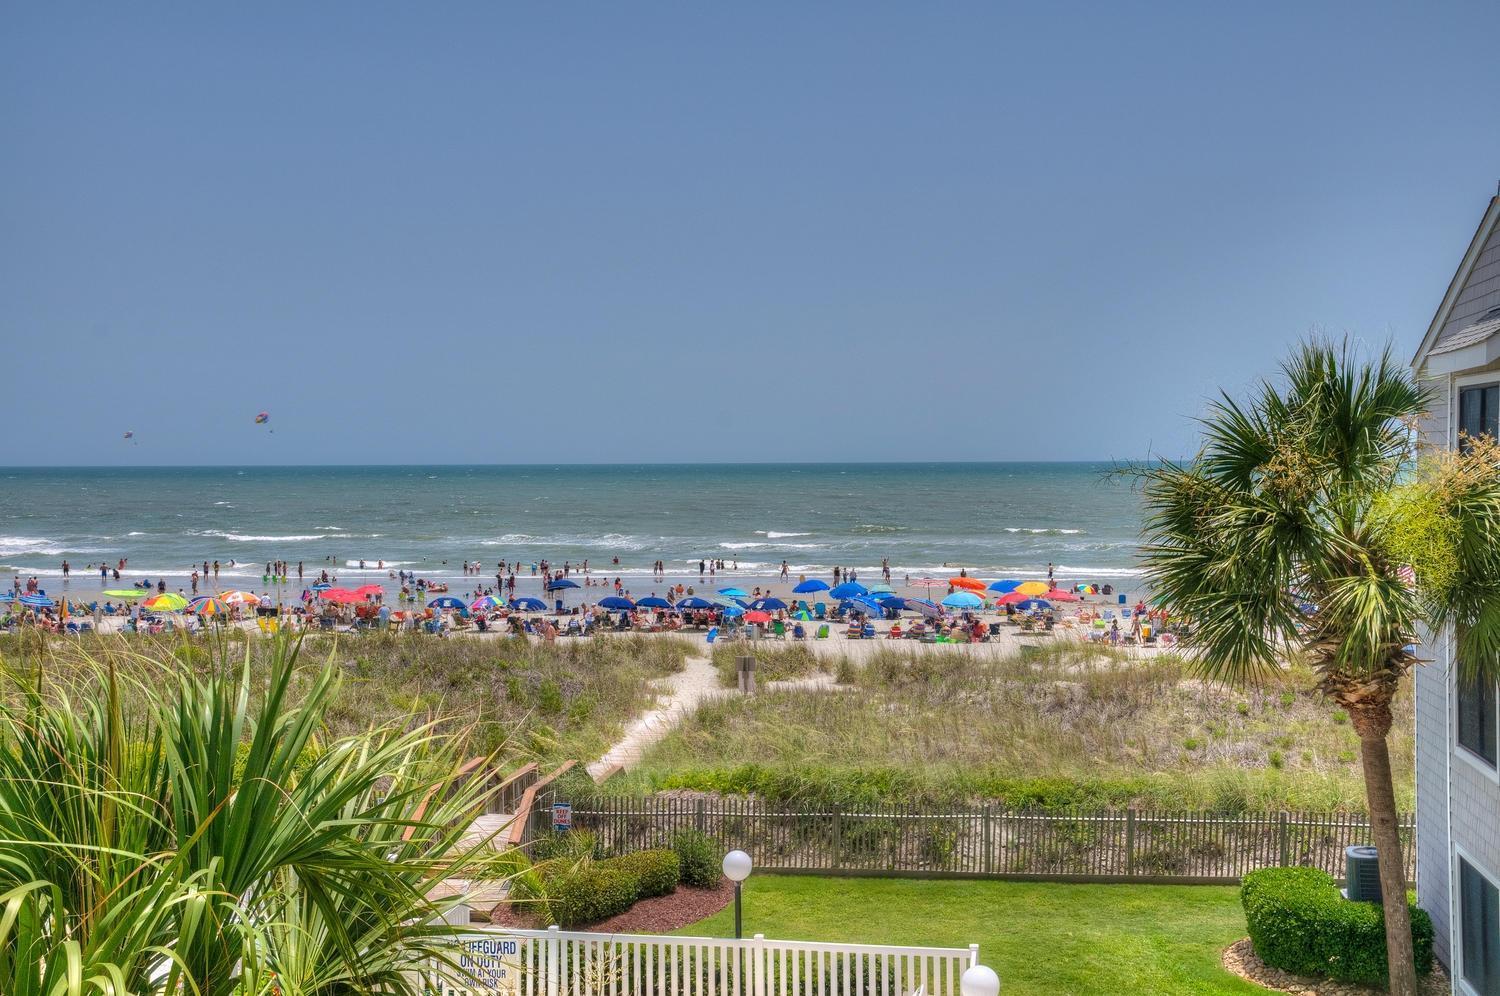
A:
[829,581,868,599]
[1015,581,1050,596]
[908,578,946,589]
[792,579,830,594]
[987,580,1022,593]
[189,596,227,615]
[509,596,546,611]
[941,591,983,609]
[143,592,188,612]
[948,577,987,592]
[222,590,260,605]
[903,597,941,618]
[598,595,635,610]
[471,594,504,611]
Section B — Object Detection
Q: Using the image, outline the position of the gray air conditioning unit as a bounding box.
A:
[1343,845,1382,903]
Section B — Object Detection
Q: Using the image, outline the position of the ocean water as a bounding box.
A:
[0,463,1143,588]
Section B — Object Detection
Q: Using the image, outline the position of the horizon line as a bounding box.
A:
[0,457,1172,471]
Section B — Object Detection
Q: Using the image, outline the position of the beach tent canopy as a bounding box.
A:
[636,595,672,608]
[941,591,983,609]
[509,596,547,611]
[546,578,580,591]
[598,596,635,610]
[987,580,1021,593]
[829,581,868,599]
[792,579,830,594]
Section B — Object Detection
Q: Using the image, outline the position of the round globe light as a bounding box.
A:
[722,849,753,883]
[960,964,1000,996]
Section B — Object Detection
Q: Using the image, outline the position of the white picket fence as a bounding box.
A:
[429,926,981,996]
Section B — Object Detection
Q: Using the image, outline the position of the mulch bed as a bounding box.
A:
[484,878,735,934]
[1221,938,1449,996]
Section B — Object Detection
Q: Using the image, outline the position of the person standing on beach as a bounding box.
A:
[1047,562,1055,583]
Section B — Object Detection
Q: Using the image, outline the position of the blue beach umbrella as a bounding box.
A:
[636,596,672,609]
[720,605,746,617]
[941,591,983,609]
[598,595,635,610]
[829,581,868,599]
[509,596,547,611]
[749,597,787,611]
[428,596,466,610]
[675,596,716,610]
[987,580,1022,593]
[546,578,580,591]
[717,587,749,598]
[878,595,907,609]
[310,582,332,592]
[1015,599,1053,612]
[18,594,54,608]
[792,579,830,594]
[849,595,887,615]
[904,597,941,618]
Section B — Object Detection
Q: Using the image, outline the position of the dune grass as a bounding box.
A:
[0,629,693,766]
[676,875,1267,996]
[614,643,1413,812]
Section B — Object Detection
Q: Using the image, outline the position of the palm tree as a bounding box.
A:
[1139,338,1500,995]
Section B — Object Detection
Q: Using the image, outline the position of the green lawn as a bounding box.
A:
[675,876,1271,996]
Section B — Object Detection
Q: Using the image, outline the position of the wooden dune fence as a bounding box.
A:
[532,797,1415,885]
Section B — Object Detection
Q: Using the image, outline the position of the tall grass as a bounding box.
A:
[608,643,1414,813]
[0,634,511,995]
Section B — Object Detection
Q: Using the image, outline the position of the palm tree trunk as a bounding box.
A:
[1359,730,1418,996]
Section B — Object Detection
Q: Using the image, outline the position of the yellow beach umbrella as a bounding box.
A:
[1016,581,1050,597]
[222,590,260,605]
[143,592,188,612]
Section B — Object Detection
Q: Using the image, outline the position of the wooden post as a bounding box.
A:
[1125,808,1136,878]
[1278,811,1289,867]
[696,797,707,832]
[982,805,993,876]
[832,807,842,870]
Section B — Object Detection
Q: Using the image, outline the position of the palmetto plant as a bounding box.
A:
[0,634,508,995]
[1139,339,1500,995]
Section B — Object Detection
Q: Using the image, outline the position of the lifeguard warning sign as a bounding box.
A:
[437,935,521,996]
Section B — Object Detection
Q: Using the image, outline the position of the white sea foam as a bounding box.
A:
[1002,528,1084,535]
[195,530,349,543]
[0,535,116,558]
[756,531,813,539]
[719,542,825,551]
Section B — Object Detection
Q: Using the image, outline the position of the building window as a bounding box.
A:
[1459,384,1500,450]
[1460,858,1500,996]
[1458,675,1498,768]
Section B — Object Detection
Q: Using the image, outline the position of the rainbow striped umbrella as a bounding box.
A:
[143,592,188,612]
[470,594,504,612]
[190,596,228,615]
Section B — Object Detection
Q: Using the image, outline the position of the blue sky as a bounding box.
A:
[4,2,1499,465]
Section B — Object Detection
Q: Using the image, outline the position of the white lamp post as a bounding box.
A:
[722,849,753,938]
[961,964,1001,996]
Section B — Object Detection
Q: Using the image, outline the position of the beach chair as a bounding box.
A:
[772,620,787,640]
[706,626,718,644]
[816,624,829,640]
[814,603,826,620]
[792,623,806,640]
[861,623,876,639]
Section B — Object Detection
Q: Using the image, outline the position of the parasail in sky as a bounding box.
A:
[122,430,134,439]
[254,411,270,424]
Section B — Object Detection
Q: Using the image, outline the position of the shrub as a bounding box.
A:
[530,829,598,864]
[550,866,638,927]
[1241,867,1433,986]
[602,849,681,898]
[673,830,721,888]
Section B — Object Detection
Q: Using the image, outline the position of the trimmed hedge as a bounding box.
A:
[602,849,681,898]
[550,866,638,927]
[1241,867,1432,986]
[672,830,721,888]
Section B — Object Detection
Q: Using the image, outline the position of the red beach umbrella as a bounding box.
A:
[746,610,772,624]
[319,588,362,604]
[354,584,384,597]
[1043,589,1080,602]
[949,577,987,592]
[997,591,1029,605]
